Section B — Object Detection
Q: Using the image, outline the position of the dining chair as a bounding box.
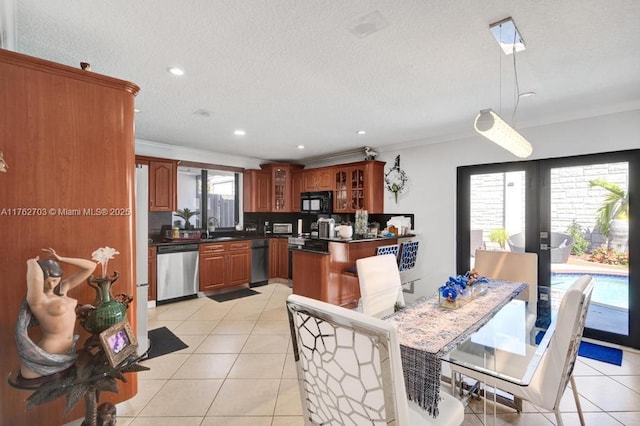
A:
[286,294,465,425]
[356,254,405,318]
[451,275,594,426]
[398,240,420,293]
[376,243,400,259]
[473,249,538,331]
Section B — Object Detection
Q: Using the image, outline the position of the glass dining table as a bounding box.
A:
[386,279,548,417]
[442,298,555,410]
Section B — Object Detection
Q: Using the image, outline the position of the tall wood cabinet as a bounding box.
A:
[269,238,290,279]
[0,49,139,425]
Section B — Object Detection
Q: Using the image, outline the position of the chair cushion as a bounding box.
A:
[407,393,464,425]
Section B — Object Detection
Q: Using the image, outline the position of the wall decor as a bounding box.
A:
[384,155,408,203]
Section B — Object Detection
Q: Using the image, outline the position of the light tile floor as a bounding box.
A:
[67,283,640,425]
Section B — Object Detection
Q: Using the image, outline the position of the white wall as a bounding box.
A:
[374,109,640,300]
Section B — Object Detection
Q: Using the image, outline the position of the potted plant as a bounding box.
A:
[589,178,628,250]
[488,227,509,250]
[175,208,199,230]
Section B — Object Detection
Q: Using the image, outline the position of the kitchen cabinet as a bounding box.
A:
[243,169,271,212]
[148,246,157,301]
[149,159,177,212]
[199,241,251,291]
[261,163,304,212]
[333,160,385,213]
[291,171,304,212]
[303,168,332,191]
[0,49,139,425]
[269,237,290,279]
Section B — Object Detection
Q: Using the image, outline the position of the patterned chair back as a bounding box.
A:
[398,241,419,272]
[286,294,409,425]
[376,243,400,259]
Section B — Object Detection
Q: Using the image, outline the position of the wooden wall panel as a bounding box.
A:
[0,50,139,425]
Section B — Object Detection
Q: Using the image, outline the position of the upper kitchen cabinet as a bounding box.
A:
[147,158,177,212]
[333,160,385,213]
[303,167,332,191]
[262,163,304,212]
[291,170,304,212]
[243,169,271,212]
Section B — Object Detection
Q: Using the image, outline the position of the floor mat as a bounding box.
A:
[535,331,623,366]
[577,341,623,366]
[208,288,259,302]
[145,327,188,360]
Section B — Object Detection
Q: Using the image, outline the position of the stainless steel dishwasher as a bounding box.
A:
[156,243,199,303]
[250,239,269,287]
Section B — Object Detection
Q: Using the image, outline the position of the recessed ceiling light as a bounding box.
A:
[297,145,305,149]
[356,130,367,135]
[167,67,184,76]
[234,129,246,136]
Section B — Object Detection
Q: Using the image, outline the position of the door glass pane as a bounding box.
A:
[550,162,629,336]
[469,171,526,268]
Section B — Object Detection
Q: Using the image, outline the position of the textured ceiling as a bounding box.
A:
[12,0,640,162]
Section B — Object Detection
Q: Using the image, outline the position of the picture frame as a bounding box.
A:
[99,320,138,367]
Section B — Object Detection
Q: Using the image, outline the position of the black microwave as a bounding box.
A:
[301,191,332,214]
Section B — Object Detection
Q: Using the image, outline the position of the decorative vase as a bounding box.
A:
[80,272,129,335]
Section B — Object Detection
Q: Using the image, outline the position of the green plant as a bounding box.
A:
[565,220,589,256]
[174,207,199,230]
[488,228,509,250]
[589,178,629,239]
[588,246,629,265]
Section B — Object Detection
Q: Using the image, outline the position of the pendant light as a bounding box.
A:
[475,17,533,158]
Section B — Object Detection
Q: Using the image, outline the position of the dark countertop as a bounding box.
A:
[149,233,290,247]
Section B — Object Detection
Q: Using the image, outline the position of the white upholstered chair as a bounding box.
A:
[473,250,538,331]
[356,254,405,318]
[286,294,465,425]
[452,275,594,426]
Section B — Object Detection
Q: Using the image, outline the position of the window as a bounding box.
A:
[175,166,239,230]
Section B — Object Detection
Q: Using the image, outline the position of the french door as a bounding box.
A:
[457,150,639,349]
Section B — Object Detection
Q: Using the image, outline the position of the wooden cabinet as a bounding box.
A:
[149,159,177,212]
[243,169,271,212]
[303,168,332,191]
[199,241,251,291]
[0,49,139,425]
[291,171,304,212]
[148,246,157,301]
[261,163,304,212]
[333,161,385,213]
[269,238,290,279]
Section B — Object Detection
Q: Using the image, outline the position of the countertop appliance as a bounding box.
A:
[156,243,199,303]
[250,238,269,287]
[272,223,292,234]
[301,191,332,215]
[134,164,149,355]
[318,217,335,239]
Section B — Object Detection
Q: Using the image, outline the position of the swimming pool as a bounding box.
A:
[551,272,629,310]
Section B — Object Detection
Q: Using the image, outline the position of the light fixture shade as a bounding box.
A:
[474,109,533,158]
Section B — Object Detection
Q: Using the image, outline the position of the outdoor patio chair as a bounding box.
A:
[286,294,465,425]
[473,249,538,332]
[508,232,574,263]
[451,275,594,426]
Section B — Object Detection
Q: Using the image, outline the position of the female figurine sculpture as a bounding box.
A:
[15,248,96,381]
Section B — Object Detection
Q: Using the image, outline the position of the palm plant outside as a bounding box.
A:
[589,178,628,247]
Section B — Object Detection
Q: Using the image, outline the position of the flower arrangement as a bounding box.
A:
[439,269,488,302]
[91,246,120,278]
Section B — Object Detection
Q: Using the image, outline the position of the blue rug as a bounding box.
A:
[578,341,623,366]
[535,332,623,366]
